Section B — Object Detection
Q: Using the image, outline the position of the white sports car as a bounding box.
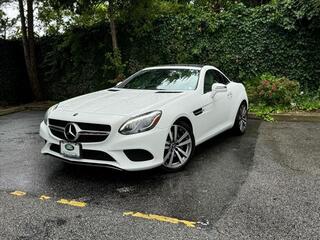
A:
[39,65,248,171]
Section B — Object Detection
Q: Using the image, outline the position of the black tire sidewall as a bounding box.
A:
[233,102,247,135]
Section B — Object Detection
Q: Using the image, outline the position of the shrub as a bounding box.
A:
[246,74,299,106]
[294,91,320,111]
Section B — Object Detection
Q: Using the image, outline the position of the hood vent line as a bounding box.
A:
[155,91,182,93]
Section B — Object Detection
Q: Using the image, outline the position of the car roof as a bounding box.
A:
[144,64,208,70]
[156,64,205,68]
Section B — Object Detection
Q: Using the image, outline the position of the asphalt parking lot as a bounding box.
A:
[0,111,319,239]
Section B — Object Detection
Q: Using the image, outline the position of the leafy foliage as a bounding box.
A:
[0,8,17,39]
[37,2,320,100]
[103,48,126,84]
[246,73,319,121]
[38,24,112,99]
[246,74,299,106]
[1,0,320,104]
[293,92,320,111]
[125,3,320,88]
[279,0,320,29]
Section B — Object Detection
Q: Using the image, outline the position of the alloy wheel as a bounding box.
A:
[163,124,192,169]
[238,104,247,132]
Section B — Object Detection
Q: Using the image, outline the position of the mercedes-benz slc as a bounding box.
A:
[39,65,248,171]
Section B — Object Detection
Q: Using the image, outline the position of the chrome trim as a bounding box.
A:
[48,123,110,142]
[49,125,64,132]
[79,130,110,135]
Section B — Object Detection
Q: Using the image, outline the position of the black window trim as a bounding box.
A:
[215,70,231,85]
[203,69,217,94]
[203,68,230,94]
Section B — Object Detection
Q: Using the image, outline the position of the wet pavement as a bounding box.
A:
[1,111,319,239]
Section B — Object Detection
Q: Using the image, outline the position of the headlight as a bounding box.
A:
[119,111,162,135]
[44,104,59,125]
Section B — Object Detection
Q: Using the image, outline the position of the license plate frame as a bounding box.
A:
[60,141,81,159]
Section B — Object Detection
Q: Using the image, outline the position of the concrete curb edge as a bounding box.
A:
[1,104,320,122]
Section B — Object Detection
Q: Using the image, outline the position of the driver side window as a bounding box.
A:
[204,70,219,94]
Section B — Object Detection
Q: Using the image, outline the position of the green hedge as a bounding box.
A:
[0,39,32,104]
[121,4,320,89]
[38,26,113,100]
[40,4,320,101]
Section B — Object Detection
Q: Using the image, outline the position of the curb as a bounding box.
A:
[248,112,320,122]
[0,106,26,116]
[1,104,320,122]
[0,102,55,116]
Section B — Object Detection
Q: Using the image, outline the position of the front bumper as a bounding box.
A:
[39,121,168,171]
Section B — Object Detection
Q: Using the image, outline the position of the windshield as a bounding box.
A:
[120,68,200,91]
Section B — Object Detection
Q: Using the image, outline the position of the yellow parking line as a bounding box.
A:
[39,195,51,201]
[8,190,87,208]
[57,198,87,208]
[8,190,198,227]
[10,190,26,197]
[123,211,197,228]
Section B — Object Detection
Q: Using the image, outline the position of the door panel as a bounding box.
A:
[197,69,233,141]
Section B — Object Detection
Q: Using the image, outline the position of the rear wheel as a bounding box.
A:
[233,102,248,135]
[162,121,195,172]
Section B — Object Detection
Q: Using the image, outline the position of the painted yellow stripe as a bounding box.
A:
[10,191,26,197]
[57,198,87,208]
[39,195,51,201]
[123,211,197,228]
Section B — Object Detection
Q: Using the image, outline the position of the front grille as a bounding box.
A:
[48,119,111,143]
[50,143,116,162]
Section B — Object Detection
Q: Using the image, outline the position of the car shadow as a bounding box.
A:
[41,120,261,224]
[47,119,261,184]
[49,123,247,182]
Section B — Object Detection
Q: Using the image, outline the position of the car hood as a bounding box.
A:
[57,89,188,116]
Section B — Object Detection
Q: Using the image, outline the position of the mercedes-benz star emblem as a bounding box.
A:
[64,123,79,141]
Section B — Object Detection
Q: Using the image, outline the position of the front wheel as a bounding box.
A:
[232,102,248,135]
[161,121,195,172]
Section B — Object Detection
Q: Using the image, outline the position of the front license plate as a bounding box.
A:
[60,141,81,158]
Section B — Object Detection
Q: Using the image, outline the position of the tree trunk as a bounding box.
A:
[18,0,31,79]
[107,0,123,81]
[27,0,42,100]
[108,1,118,50]
[18,0,43,100]
[110,19,118,50]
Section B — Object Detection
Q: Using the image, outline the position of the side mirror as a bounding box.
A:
[116,81,123,87]
[211,83,227,98]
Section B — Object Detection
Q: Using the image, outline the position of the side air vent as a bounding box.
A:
[108,89,120,92]
[193,108,203,116]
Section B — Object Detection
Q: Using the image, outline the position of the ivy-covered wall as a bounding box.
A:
[1,4,320,103]
[40,4,320,101]
[121,4,320,89]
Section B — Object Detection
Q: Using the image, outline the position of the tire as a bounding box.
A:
[161,121,195,172]
[232,102,248,135]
